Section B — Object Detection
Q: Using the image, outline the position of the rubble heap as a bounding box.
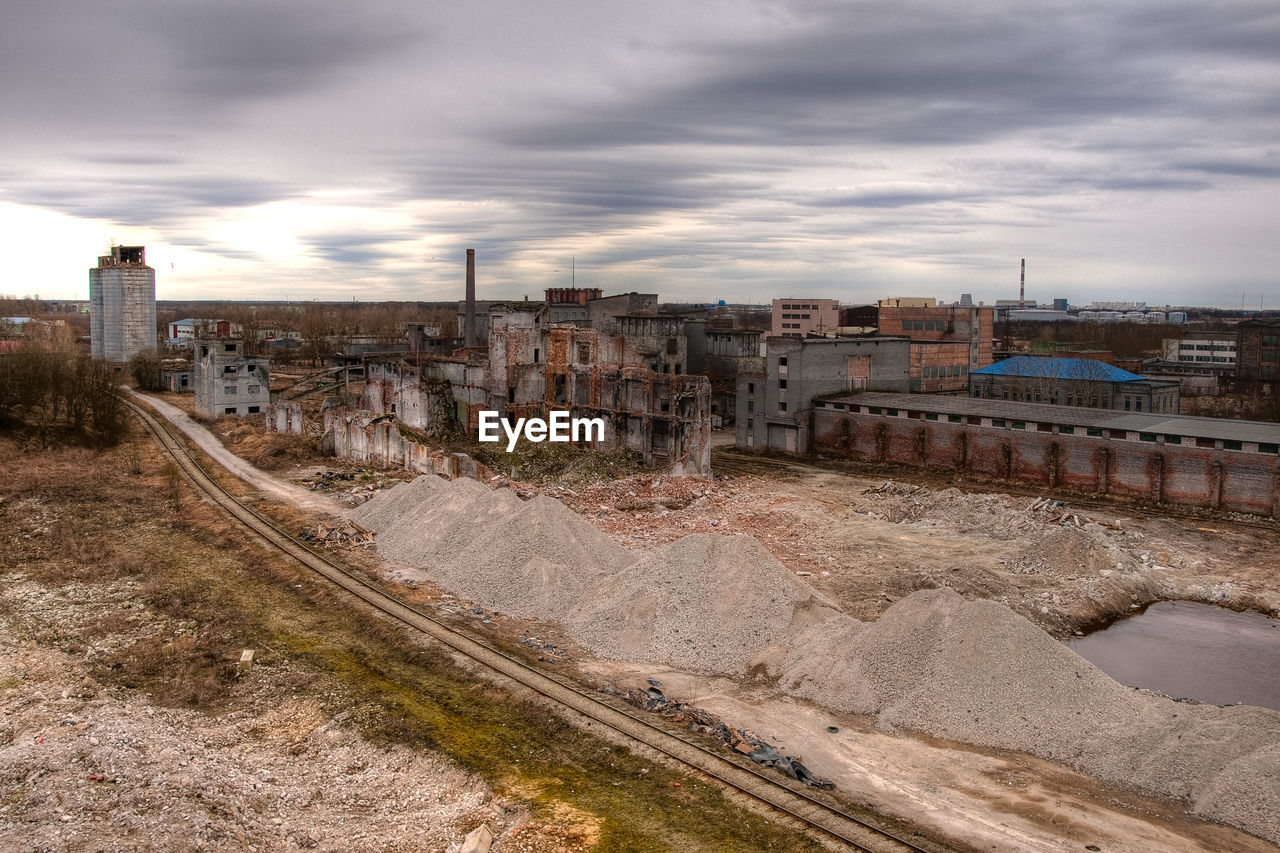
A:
[615,683,833,789]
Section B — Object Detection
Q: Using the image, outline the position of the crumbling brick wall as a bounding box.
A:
[812,408,1280,516]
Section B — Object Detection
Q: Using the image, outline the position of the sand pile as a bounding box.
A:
[779,587,1280,842]
[570,534,842,674]
[352,476,635,622]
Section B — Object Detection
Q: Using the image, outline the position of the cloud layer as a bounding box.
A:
[2,0,1278,304]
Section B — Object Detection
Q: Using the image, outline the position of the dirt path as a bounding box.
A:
[583,661,1277,853]
[129,391,339,515]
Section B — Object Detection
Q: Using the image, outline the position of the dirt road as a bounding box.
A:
[129,391,339,515]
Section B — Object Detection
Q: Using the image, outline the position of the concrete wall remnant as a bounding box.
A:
[807,392,1280,517]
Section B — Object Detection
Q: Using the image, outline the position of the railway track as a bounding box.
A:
[125,398,942,853]
[714,447,1280,533]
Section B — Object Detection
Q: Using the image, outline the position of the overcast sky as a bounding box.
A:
[2,0,1278,307]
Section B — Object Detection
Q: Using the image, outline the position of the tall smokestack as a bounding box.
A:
[1018,258,1026,310]
[464,249,477,348]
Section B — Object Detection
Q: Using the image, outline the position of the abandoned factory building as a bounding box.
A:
[811,392,1280,517]
[735,336,911,454]
[193,338,270,418]
[360,302,711,476]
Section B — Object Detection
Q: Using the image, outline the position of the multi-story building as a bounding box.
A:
[1161,331,1237,366]
[684,321,765,426]
[1236,318,1280,395]
[969,356,1180,414]
[771,298,839,337]
[193,338,270,418]
[736,336,910,453]
[875,305,994,370]
[90,245,156,362]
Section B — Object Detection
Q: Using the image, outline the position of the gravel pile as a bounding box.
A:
[779,587,1280,843]
[353,476,634,622]
[569,534,841,674]
[352,476,1280,844]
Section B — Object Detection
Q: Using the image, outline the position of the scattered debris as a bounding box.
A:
[614,685,835,790]
[300,520,375,548]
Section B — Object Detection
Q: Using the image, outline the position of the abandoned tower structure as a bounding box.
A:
[90,245,156,363]
[193,338,270,418]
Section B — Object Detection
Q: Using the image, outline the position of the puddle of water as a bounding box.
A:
[1069,600,1280,712]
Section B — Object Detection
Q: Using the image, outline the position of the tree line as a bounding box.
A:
[0,328,126,446]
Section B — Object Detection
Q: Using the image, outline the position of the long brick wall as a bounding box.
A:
[812,406,1280,516]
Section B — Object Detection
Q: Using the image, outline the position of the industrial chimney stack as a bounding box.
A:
[464,249,477,348]
[1018,258,1026,310]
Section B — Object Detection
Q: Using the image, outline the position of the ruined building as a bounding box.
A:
[361,299,711,475]
[684,321,764,427]
[90,245,156,362]
[193,338,270,418]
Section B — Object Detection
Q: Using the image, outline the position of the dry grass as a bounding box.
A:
[0,430,839,852]
[210,416,319,471]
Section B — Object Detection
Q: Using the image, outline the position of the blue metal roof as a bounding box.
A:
[971,356,1144,383]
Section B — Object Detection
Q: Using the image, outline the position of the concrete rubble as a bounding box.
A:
[300,519,376,548]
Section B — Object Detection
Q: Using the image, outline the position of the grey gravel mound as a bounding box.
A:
[780,587,1280,843]
[352,476,634,622]
[570,534,842,674]
[350,477,1280,844]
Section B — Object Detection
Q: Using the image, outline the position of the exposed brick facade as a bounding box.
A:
[810,395,1280,516]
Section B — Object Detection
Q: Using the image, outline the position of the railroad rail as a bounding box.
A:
[124,398,941,853]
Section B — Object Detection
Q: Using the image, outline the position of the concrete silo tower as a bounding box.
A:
[90,245,156,362]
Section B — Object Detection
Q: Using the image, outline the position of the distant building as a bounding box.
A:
[771,298,839,337]
[1162,332,1237,367]
[1235,318,1280,395]
[878,297,937,308]
[736,336,910,453]
[193,338,270,418]
[969,356,1180,414]
[545,287,603,325]
[168,318,231,347]
[90,245,156,362]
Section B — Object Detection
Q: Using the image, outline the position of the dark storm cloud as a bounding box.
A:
[499,1,1280,155]
[147,2,421,100]
[3,174,295,226]
[3,0,1279,299]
